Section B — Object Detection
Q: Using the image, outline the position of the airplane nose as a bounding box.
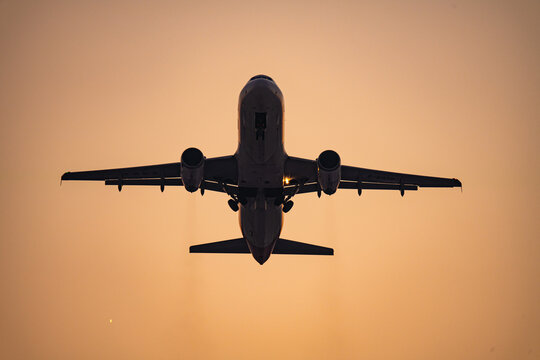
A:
[249,243,274,265]
[249,74,274,82]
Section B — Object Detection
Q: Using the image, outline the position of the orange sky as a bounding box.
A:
[1,1,539,359]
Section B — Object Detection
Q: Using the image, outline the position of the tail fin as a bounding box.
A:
[189,238,250,254]
[273,239,333,255]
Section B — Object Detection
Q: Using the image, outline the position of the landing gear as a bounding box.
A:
[282,200,294,213]
[279,180,302,212]
[228,199,239,212]
[221,181,243,212]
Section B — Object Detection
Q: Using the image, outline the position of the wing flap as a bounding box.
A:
[338,181,418,191]
[104,179,236,194]
[105,178,183,186]
[286,181,418,195]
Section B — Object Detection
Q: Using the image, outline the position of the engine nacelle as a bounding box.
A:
[181,147,205,192]
[317,150,341,195]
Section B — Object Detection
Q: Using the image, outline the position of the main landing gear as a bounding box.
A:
[282,200,294,213]
[224,181,298,214]
[229,197,294,213]
[228,199,239,212]
[274,194,294,213]
[227,196,247,212]
[220,182,244,213]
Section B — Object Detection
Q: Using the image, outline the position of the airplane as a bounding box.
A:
[62,74,462,265]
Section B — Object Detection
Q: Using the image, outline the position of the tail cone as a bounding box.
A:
[249,243,274,265]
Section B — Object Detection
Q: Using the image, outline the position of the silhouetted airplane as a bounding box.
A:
[62,75,461,264]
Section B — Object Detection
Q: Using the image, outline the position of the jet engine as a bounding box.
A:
[181,147,205,192]
[317,150,341,195]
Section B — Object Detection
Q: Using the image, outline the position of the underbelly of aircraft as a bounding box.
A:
[240,200,283,263]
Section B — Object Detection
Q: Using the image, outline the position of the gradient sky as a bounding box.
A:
[1,1,539,359]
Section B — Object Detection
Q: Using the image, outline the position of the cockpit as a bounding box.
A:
[249,75,274,82]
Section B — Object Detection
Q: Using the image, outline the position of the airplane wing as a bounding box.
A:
[61,155,238,193]
[284,156,461,196]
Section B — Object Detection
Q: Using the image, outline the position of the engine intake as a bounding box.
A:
[181,147,205,192]
[317,150,341,195]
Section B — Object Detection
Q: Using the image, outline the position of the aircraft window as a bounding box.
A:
[250,75,274,82]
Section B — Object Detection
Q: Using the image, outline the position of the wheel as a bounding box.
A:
[228,199,239,212]
[282,200,294,213]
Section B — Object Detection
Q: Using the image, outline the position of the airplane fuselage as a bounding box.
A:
[236,75,286,264]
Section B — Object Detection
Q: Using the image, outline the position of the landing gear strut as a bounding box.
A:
[279,180,303,213]
[222,181,246,212]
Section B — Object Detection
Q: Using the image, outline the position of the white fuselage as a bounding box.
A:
[235,77,286,264]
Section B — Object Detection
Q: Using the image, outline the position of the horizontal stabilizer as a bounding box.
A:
[190,238,333,256]
[273,239,333,255]
[190,238,250,254]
